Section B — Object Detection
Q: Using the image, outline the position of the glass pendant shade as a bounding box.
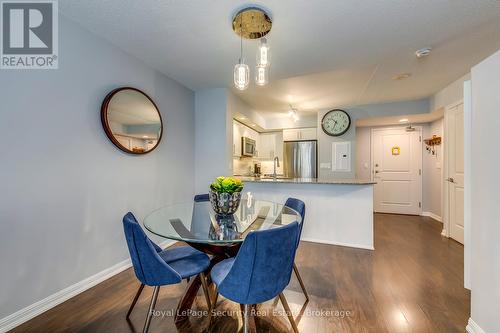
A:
[234,59,250,90]
[257,38,270,67]
[255,65,269,86]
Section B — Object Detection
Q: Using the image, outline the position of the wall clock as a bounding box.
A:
[321,109,351,136]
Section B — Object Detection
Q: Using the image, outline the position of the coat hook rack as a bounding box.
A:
[424,135,442,155]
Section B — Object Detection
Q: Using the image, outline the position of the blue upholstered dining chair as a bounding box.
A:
[194,193,209,202]
[122,212,211,333]
[284,197,309,301]
[210,222,301,333]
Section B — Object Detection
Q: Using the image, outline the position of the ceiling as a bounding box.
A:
[61,0,500,114]
[356,108,444,127]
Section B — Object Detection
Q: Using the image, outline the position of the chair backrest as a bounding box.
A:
[194,193,210,202]
[122,212,182,286]
[284,197,306,247]
[218,222,299,305]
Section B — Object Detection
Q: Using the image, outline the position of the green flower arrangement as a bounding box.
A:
[210,176,244,194]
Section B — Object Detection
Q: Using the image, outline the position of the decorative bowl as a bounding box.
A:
[209,190,242,216]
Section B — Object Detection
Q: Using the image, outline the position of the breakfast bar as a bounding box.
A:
[239,177,375,250]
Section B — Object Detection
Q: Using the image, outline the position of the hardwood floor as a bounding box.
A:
[10,214,470,333]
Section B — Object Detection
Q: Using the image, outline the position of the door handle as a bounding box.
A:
[446,177,455,183]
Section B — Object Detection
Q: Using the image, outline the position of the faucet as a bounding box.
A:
[273,156,280,179]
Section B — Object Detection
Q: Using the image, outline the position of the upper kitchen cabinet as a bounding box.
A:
[233,121,242,157]
[259,132,283,160]
[283,127,317,141]
[233,120,260,157]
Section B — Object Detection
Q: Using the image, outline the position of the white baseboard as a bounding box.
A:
[301,237,374,251]
[421,211,442,222]
[0,240,173,333]
[466,318,485,333]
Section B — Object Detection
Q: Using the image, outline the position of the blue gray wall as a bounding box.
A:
[0,15,195,320]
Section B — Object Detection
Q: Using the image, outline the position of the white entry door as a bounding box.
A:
[372,127,422,215]
[446,103,465,244]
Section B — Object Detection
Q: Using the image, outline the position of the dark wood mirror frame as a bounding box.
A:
[101,87,163,155]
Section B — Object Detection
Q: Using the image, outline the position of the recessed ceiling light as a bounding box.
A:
[415,47,432,58]
[393,73,412,80]
[399,118,409,123]
[251,124,256,127]
[142,135,148,138]
[238,116,246,120]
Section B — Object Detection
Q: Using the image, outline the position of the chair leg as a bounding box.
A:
[127,283,145,319]
[143,286,160,333]
[279,293,299,333]
[208,286,219,328]
[242,304,249,333]
[199,272,211,308]
[293,263,309,301]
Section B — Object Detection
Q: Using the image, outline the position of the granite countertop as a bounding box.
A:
[235,176,376,185]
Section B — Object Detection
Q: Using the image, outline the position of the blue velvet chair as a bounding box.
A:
[284,197,309,301]
[210,222,300,333]
[122,212,211,333]
[194,193,209,202]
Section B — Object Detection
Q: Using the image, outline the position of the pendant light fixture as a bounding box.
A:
[255,65,268,86]
[233,14,249,90]
[257,37,270,66]
[232,7,272,90]
[255,37,270,86]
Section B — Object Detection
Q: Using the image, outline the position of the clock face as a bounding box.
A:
[321,109,351,136]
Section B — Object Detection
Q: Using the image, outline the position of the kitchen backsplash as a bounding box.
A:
[233,157,254,176]
[260,161,283,175]
[233,158,284,176]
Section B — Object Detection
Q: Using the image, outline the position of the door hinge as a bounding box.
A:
[419,136,422,142]
[419,169,421,176]
[419,202,421,208]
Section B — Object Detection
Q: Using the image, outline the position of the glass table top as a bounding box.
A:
[144,198,302,244]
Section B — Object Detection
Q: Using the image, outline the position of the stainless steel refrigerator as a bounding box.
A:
[283,140,317,178]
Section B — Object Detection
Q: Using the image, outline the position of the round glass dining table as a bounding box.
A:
[144,197,302,257]
[143,197,302,324]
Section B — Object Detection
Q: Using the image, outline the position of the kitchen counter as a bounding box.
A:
[237,176,375,250]
[236,176,375,185]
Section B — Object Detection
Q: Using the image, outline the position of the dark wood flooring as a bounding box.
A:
[10,214,470,333]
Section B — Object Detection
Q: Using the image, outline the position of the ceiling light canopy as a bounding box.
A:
[232,7,272,39]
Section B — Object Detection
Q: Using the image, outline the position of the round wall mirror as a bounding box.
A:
[101,87,163,154]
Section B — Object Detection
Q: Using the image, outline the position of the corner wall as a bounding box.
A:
[469,49,500,333]
[194,88,232,193]
[422,118,444,219]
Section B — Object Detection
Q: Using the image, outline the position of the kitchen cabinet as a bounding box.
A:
[259,133,277,160]
[233,121,242,157]
[259,132,283,161]
[283,129,300,141]
[233,120,260,157]
[283,127,317,141]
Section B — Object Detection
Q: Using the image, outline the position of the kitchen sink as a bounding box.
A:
[260,175,293,180]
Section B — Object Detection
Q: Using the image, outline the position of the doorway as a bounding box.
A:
[371,126,423,215]
[444,101,465,244]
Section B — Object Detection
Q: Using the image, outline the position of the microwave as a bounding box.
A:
[241,137,256,157]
